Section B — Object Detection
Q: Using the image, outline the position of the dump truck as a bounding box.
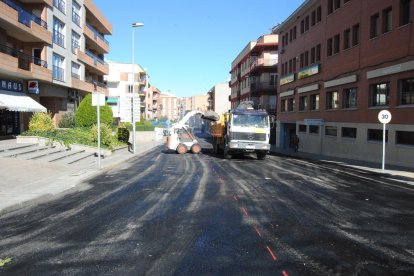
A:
[211,101,272,160]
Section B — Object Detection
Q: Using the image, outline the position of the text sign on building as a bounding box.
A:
[28,80,39,94]
[304,119,324,126]
[280,74,295,85]
[298,64,320,80]
[0,79,23,92]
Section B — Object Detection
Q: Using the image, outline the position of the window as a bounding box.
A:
[344,0,351,3]
[289,29,293,42]
[342,127,357,138]
[52,54,64,81]
[289,60,293,73]
[280,99,287,112]
[371,82,390,106]
[327,38,333,56]
[288,98,295,111]
[368,129,388,142]
[325,126,338,136]
[305,16,310,31]
[310,125,319,134]
[400,0,412,26]
[327,91,339,109]
[71,62,80,79]
[352,24,360,46]
[334,34,340,54]
[328,0,340,14]
[53,18,65,47]
[293,57,297,72]
[396,131,414,145]
[54,0,66,14]
[344,28,351,49]
[316,44,321,61]
[310,94,320,110]
[127,85,133,93]
[304,51,309,66]
[400,78,414,105]
[328,0,333,14]
[317,6,322,22]
[299,124,307,133]
[343,87,357,108]
[299,96,307,111]
[371,14,380,38]
[311,10,316,26]
[383,7,393,33]
[72,1,81,26]
[300,53,304,68]
[71,31,80,54]
[301,20,305,34]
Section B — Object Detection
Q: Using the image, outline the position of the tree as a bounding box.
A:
[75,94,113,127]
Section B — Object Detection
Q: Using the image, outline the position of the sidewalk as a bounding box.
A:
[272,147,414,181]
[0,131,164,214]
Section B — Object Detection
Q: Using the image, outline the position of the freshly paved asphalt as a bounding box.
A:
[0,135,413,275]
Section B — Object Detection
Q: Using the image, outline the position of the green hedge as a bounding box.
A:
[135,125,155,131]
[75,94,113,127]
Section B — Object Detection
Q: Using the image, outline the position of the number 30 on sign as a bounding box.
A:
[378,110,392,124]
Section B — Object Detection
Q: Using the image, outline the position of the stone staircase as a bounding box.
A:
[0,142,96,166]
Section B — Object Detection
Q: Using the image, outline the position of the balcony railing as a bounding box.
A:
[53,30,65,47]
[53,0,65,14]
[71,39,80,54]
[2,0,48,29]
[250,58,278,69]
[85,78,106,88]
[86,22,109,45]
[85,49,105,65]
[0,43,48,70]
[72,8,80,26]
[53,65,64,81]
[71,71,80,79]
[250,82,278,92]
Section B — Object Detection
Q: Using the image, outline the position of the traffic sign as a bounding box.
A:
[378,110,391,124]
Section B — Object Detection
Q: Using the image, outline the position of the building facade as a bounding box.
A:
[106,62,147,124]
[273,0,414,168]
[158,92,179,121]
[207,82,231,115]
[229,34,278,115]
[0,0,112,138]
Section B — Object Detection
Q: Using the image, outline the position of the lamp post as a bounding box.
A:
[132,22,144,154]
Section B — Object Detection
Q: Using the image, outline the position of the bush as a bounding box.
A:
[75,94,113,127]
[117,127,130,143]
[58,112,75,128]
[29,112,54,132]
[119,122,132,131]
[91,124,113,147]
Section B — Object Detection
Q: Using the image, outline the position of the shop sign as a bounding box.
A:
[280,74,295,85]
[298,64,320,80]
[0,79,23,92]
[28,80,39,94]
[304,119,324,126]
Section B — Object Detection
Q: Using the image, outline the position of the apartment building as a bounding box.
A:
[0,0,111,138]
[105,62,147,124]
[229,34,278,115]
[207,82,231,115]
[273,0,414,168]
[158,92,179,121]
[149,86,160,120]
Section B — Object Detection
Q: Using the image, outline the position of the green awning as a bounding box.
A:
[106,97,118,105]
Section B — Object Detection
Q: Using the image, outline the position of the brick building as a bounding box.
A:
[273,0,414,168]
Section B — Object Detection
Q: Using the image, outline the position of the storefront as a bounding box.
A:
[0,79,47,139]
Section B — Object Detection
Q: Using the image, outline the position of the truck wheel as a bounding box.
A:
[257,152,266,160]
[191,144,201,154]
[176,144,187,154]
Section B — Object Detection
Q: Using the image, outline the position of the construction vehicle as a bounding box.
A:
[165,110,219,154]
[210,101,272,160]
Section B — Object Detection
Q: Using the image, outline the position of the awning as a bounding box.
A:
[0,91,47,112]
[106,97,118,105]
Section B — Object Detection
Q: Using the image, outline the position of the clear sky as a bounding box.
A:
[94,0,304,98]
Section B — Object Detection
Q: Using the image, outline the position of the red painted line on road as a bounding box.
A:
[241,207,248,217]
[254,226,262,237]
[282,270,289,276]
[266,246,277,261]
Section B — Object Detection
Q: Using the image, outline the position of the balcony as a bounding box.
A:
[53,30,65,48]
[19,0,53,6]
[84,22,109,53]
[77,49,109,75]
[85,78,108,95]
[71,39,80,54]
[84,0,112,35]
[72,8,80,27]
[0,43,51,81]
[250,58,278,71]
[250,82,277,92]
[0,0,51,44]
[53,65,64,82]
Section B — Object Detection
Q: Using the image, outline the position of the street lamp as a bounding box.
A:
[131,22,144,154]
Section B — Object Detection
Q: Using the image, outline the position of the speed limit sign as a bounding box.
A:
[378,110,392,124]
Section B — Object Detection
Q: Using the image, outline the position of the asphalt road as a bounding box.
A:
[0,137,413,275]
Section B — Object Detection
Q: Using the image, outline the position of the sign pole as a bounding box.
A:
[97,99,101,169]
[378,110,392,171]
